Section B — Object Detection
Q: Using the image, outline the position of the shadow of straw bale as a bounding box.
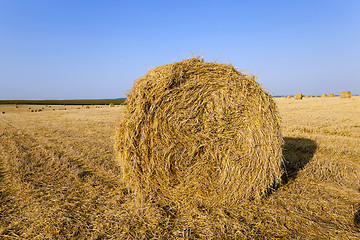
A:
[281,137,317,183]
[355,205,360,229]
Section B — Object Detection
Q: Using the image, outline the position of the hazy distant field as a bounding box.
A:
[0,97,359,239]
[0,99,125,105]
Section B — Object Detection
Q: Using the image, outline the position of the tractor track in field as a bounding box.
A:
[0,118,123,189]
[0,119,129,238]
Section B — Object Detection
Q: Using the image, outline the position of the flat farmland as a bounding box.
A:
[0,97,359,239]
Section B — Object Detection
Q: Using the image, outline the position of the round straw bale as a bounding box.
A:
[294,93,303,100]
[321,94,328,98]
[286,95,291,99]
[328,93,334,97]
[109,103,115,107]
[116,58,283,207]
[340,91,351,98]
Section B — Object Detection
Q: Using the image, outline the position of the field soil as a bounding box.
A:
[0,97,359,239]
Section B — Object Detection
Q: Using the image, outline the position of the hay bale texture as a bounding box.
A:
[294,93,303,100]
[116,57,283,207]
[328,93,334,97]
[340,91,351,98]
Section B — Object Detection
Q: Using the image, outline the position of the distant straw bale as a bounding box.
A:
[305,95,309,98]
[109,103,115,107]
[328,93,334,97]
[294,93,303,100]
[321,94,328,98]
[85,106,90,109]
[340,91,351,98]
[116,57,283,208]
[287,95,291,99]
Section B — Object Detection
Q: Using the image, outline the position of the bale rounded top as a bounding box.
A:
[109,103,115,107]
[294,93,303,100]
[328,93,334,97]
[340,91,351,98]
[116,57,283,207]
[321,94,328,98]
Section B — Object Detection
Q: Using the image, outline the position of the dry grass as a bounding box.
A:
[0,96,359,239]
[116,58,283,212]
[294,93,303,100]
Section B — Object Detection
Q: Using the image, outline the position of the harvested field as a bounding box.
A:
[0,96,360,239]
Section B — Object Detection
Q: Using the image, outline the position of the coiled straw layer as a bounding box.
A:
[116,57,283,209]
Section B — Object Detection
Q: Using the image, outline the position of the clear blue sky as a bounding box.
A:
[1,0,359,99]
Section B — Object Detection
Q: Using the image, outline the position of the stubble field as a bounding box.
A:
[0,96,359,239]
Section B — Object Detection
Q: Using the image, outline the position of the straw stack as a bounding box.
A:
[116,57,284,209]
[294,93,303,100]
[340,91,351,98]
